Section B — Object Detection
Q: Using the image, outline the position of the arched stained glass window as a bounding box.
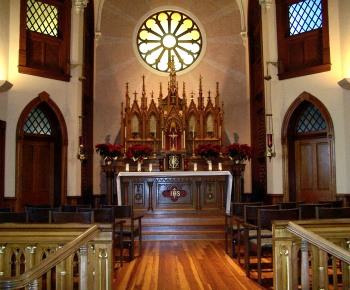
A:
[296,103,326,133]
[24,107,52,135]
[134,9,205,75]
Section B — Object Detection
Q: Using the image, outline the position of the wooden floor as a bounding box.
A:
[113,240,269,290]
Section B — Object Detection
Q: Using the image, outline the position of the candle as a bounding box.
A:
[149,163,153,172]
[218,162,222,171]
[125,163,129,172]
[194,163,197,171]
[267,133,273,148]
[208,161,212,171]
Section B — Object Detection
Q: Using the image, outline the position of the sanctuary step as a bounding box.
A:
[139,213,226,241]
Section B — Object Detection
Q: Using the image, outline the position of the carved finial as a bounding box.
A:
[208,90,211,100]
[215,82,220,106]
[191,91,194,100]
[133,91,138,101]
[150,91,154,99]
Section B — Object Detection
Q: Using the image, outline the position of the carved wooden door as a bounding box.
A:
[295,138,331,202]
[20,139,54,207]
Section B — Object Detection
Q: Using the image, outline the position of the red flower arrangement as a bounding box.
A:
[226,143,252,161]
[194,143,221,160]
[95,143,123,159]
[126,144,153,162]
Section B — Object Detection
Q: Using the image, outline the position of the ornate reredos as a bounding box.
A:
[120,58,225,155]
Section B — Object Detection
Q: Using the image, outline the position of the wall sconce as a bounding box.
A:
[338,78,350,90]
[0,80,13,93]
[77,116,88,161]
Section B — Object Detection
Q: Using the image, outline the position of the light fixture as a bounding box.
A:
[266,114,276,161]
[74,0,88,14]
[0,80,13,93]
[77,116,88,161]
[259,0,273,11]
[338,78,350,90]
[264,61,277,161]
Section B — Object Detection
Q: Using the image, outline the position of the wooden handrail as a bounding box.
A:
[286,221,350,264]
[0,225,100,289]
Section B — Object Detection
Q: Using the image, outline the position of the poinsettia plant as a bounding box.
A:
[226,143,252,161]
[126,144,153,162]
[95,143,123,159]
[194,143,221,160]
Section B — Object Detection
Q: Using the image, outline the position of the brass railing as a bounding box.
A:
[0,223,114,289]
[273,219,350,290]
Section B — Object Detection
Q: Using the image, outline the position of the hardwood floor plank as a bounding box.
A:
[113,240,268,290]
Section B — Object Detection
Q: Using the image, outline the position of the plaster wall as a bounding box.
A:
[94,0,250,195]
[262,1,350,195]
[2,0,83,198]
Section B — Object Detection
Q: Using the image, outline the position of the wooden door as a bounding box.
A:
[21,139,54,207]
[295,138,331,202]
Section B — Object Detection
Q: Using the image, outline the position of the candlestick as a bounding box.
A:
[218,162,222,171]
[149,163,153,172]
[125,163,129,172]
[194,163,197,171]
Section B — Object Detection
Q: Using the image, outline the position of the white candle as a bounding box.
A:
[194,163,197,171]
[149,163,153,172]
[218,162,222,171]
[208,161,212,171]
[125,163,129,172]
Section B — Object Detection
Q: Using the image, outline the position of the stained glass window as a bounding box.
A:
[289,0,322,36]
[136,10,204,73]
[296,103,326,133]
[24,107,52,135]
[26,0,59,37]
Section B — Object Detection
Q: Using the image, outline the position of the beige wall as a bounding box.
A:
[94,0,251,194]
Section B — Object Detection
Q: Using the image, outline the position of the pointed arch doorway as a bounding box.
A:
[16,92,68,210]
[282,92,336,203]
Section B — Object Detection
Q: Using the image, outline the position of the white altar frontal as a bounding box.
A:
[116,171,233,214]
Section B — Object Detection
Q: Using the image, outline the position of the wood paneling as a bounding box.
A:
[295,138,331,202]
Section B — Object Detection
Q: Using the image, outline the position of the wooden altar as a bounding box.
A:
[116,171,232,214]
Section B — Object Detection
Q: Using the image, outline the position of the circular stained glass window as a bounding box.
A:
[134,9,205,74]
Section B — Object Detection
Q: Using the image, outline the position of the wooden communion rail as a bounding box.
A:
[273,219,350,290]
[0,224,114,289]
